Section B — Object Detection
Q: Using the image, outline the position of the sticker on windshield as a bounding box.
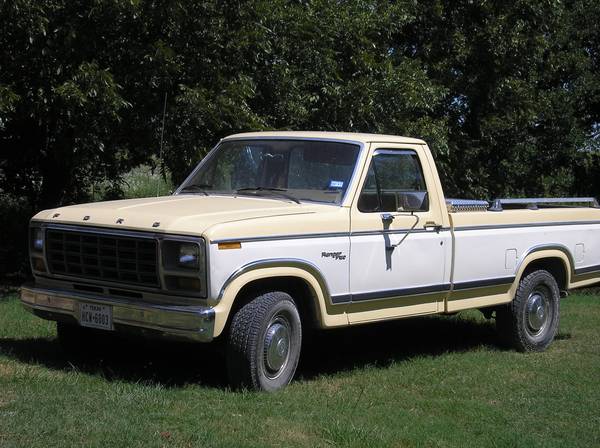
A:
[329,180,344,189]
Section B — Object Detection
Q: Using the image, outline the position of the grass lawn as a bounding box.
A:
[0,292,599,448]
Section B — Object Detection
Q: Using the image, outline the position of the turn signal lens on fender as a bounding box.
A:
[218,242,241,250]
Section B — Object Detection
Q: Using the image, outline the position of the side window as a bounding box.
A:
[357,150,429,213]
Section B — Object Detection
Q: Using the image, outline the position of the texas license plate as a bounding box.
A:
[79,303,113,331]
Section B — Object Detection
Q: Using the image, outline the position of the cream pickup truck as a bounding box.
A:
[22,132,600,391]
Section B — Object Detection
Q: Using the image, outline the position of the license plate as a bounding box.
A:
[79,303,113,331]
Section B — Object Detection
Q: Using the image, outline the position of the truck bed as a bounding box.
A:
[446,203,600,311]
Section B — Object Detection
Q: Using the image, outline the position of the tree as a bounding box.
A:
[142,0,448,183]
[0,0,598,278]
[399,0,600,199]
[0,1,145,208]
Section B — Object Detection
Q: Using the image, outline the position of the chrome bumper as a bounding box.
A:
[20,285,215,342]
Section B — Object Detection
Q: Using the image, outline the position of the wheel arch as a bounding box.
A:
[211,259,344,337]
[513,245,574,294]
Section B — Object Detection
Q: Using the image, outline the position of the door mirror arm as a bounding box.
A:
[383,212,420,251]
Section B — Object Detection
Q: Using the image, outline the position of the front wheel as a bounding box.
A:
[496,270,560,352]
[226,291,302,391]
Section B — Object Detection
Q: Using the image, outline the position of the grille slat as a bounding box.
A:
[46,229,159,287]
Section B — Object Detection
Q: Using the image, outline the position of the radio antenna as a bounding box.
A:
[157,91,167,197]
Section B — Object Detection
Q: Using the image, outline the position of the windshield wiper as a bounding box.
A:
[235,187,301,204]
[179,183,213,195]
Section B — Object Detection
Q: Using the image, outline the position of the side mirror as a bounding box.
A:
[380,213,395,224]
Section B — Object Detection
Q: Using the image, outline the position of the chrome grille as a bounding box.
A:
[46,228,159,287]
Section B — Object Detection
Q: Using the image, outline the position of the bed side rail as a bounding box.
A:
[489,197,599,212]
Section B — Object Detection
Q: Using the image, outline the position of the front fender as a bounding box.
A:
[211,259,348,337]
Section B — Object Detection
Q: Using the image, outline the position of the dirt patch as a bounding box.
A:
[0,363,15,378]
[260,417,318,447]
[314,376,354,396]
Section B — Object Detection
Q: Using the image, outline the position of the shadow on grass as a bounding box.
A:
[0,331,230,389]
[299,315,501,380]
[0,314,503,389]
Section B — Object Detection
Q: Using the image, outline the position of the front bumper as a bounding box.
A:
[20,284,215,342]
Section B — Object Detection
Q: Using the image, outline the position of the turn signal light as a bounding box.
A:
[218,242,241,250]
[165,275,201,292]
[32,257,47,272]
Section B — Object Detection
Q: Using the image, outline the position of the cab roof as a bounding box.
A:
[222,131,426,145]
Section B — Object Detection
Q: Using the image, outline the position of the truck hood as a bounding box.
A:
[33,194,322,236]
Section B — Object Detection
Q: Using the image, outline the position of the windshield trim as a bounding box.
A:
[173,137,366,207]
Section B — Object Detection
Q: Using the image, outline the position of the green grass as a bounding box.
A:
[90,162,174,201]
[1,293,599,448]
[119,164,174,199]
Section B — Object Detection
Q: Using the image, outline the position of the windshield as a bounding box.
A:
[177,139,361,205]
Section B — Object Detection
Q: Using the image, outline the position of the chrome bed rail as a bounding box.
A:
[489,197,599,212]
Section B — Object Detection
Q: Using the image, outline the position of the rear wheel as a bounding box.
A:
[496,270,560,351]
[226,291,302,391]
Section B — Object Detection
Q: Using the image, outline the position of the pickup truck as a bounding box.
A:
[22,131,600,391]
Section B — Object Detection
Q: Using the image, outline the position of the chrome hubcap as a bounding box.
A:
[264,320,290,376]
[526,290,548,334]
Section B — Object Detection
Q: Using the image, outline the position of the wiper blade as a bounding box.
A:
[235,187,300,204]
[179,183,213,195]
[236,187,288,192]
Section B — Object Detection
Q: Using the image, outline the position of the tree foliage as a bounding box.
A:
[0,0,599,277]
[402,0,600,197]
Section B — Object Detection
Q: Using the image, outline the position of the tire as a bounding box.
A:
[226,291,302,391]
[496,270,560,352]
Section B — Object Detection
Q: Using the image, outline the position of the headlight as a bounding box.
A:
[162,240,204,271]
[30,225,47,273]
[178,243,200,269]
[31,227,44,252]
[161,239,206,297]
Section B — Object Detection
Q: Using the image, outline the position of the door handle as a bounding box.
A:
[424,221,442,233]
